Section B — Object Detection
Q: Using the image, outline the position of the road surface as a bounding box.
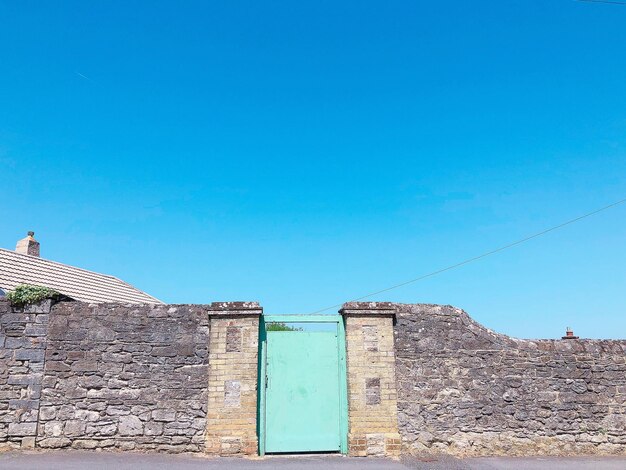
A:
[1,451,625,469]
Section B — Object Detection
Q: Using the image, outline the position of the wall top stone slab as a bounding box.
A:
[340,302,396,316]
[207,301,262,315]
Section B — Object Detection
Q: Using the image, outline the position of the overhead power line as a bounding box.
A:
[310,197,626,314]
[575,0,626,5]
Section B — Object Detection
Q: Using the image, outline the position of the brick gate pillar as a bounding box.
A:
[340,302,401,457]
[205,302,262,456]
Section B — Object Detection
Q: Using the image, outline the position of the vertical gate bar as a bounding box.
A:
[337,316,349,454]
[257,317,267,456]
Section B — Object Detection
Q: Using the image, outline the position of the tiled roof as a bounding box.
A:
[0,248,163,304]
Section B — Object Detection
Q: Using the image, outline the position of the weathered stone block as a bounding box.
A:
[145,421,164,436]
[9,399,39,410]
[21,436,36,448]
[7,373,42,385]
[151,346,177,357]
[8,422,37,436]
[152,410,176,422]
[224,380,241,407]
[226,326,242,353]
[362,325,379,352]
[71,360,99,372]
[38,406,57,421]
[64,420,87,437]
[118,415,143,436]
[365,378,381,406]
[22,300,52,314]
[38,437,71,448]
[75,410,100,421]
[71,439,99,449]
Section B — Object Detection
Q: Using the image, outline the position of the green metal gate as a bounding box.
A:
[258,315,348,455]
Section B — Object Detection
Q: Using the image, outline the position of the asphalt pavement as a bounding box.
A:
[1,451,625,470]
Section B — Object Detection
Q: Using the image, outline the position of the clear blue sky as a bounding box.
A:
[1,1,625,339]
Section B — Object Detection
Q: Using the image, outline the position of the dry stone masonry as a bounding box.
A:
[393,303,626,457]
[1,298,626,457]
[0,299,51,450]
[37,302,210,452]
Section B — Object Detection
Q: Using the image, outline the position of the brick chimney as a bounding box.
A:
[561,327,579,340]
[16,231,40,257]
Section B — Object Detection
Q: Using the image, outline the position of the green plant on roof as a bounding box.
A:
[6,284,61,307]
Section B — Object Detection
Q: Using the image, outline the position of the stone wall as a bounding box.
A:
[0,299,51,450]
[394,303,626,457]
[3,298,626,458]
[0,299,262,455]
[37,302,210,452]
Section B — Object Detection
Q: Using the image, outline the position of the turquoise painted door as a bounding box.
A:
[265,330,341,453]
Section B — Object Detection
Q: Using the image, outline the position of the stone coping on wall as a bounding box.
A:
[339,302,397,317]
[207,301,263,316]
[35,301,264,315]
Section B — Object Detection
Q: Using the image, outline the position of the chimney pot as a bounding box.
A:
[562,327,579,340]
[16,231,40,257]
